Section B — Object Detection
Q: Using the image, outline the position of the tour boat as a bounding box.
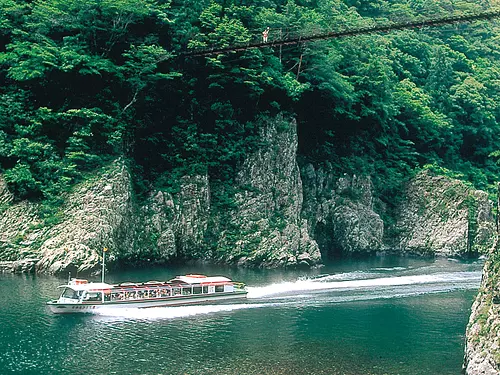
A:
[47,274,248,314]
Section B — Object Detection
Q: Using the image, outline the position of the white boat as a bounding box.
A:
[47,274,247,314]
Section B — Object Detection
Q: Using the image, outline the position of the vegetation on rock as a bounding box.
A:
[0,0,499,264]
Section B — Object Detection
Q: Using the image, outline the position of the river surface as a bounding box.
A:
[0,256,483,375]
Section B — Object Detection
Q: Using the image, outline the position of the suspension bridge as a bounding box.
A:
[183,8,500,57]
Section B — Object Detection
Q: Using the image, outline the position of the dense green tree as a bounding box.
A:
[0,0,499,222]
[0,0,178,203]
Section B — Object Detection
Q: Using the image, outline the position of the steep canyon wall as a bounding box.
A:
[0,115,496,274]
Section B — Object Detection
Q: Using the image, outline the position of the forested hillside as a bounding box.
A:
[0,0,499,223]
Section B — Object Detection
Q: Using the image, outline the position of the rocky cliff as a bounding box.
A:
[0,160,215,274]
[0,175,42,262]
[464,250,500,375]
[217,116,321,268]
[301,164,384,258]
[299,165,495,259]
[0,116,324,274]
[395,171,496,256]
[137,116,322,269]
[0,115,497,274]
[463,185,500,375]
[132,174,211,263]
[0,161,137,275]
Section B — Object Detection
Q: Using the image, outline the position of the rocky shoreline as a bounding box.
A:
[0,258,39,273]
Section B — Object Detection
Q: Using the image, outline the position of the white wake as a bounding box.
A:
[246,272,480,298]
[90,269,481,320]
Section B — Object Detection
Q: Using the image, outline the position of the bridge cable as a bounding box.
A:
[182,8,500,57]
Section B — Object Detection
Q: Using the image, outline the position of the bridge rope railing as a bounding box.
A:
[182,8,500,57]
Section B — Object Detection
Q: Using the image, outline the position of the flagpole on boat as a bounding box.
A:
[102,247,108,283]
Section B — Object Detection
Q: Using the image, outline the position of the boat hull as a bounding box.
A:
[47,291,248,314]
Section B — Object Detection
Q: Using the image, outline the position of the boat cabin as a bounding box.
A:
[57,275,239,304]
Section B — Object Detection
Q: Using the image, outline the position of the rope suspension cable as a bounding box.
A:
[182,8,500,57]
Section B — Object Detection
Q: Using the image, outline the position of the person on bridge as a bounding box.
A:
[262,27,270,42]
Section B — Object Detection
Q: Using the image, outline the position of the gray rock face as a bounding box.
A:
[463,249,500,375]
[0,258,39,273]
[0,176,47,262]
[395,170,496,256]
[141,175,210,261]
[301,164,384,257]
[300,167,495,258]
[464,184,500,375]
[0,175,13,205]
[141,190,177,260]
[218,116,321,268]
[0,160,142,275]
[0,160,215,274]
[36,160,135,274]
[173,175,211,257]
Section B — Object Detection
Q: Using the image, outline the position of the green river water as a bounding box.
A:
[0,256,482,375]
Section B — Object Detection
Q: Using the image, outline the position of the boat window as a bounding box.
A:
[61,288,79,299]
[202,286,208,294]
[215,285,224,293]
[157,288,170,297]
[85,292,102,302]
[193,287,202,294]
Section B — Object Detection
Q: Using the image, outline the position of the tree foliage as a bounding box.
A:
[0,0,499,219]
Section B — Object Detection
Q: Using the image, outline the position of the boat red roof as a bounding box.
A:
[169,275,232,284]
